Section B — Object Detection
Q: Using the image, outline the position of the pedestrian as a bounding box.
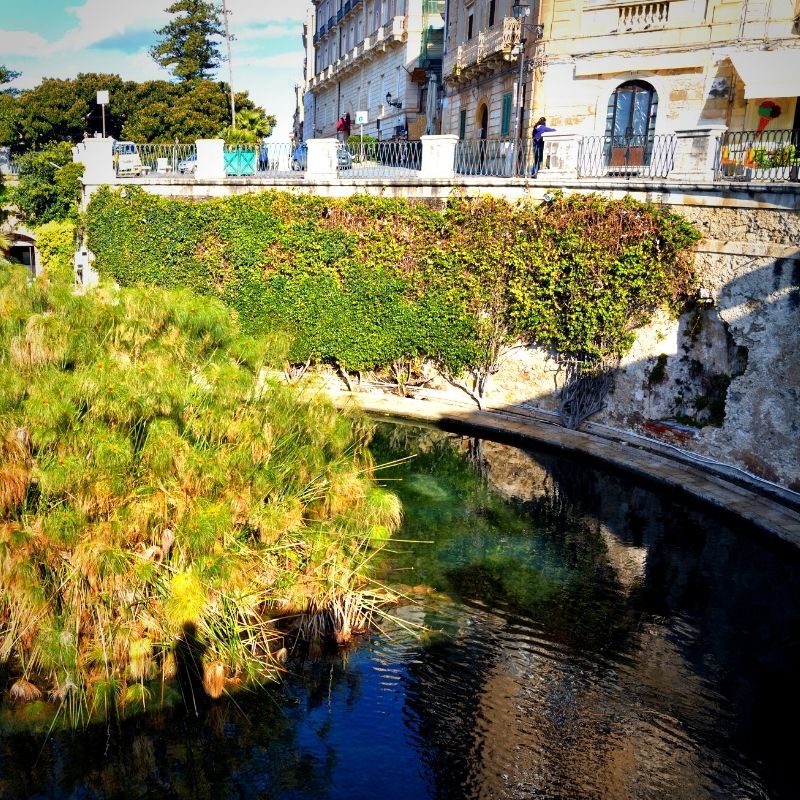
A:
[343,112,352,140]
[258,142,268,172]
[531,116,556,177]
[336,115,346,143]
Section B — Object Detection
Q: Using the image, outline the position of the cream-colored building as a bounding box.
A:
[303,0,446,142]
[442,0,800,153]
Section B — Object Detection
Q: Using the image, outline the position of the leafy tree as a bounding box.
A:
[150,0,225,82]
[0,65,20,91]
[12,74,129,150]
[13,142,84,224]
[235,108,276,139]
[5,73,269,148]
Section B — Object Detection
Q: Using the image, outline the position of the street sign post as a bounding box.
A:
[355,111,368,163]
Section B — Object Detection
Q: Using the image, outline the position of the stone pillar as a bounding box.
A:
[306,138,339,178]
[671,125,727,183]
[195,139,226,180]
[421,135,458,180]
[72,137,115,185]
[539,133,580,180]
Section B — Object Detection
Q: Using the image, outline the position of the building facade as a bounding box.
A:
[302,0,446,142]
[442,0,800,151]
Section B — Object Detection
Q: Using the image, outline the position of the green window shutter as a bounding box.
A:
[501,93,513,137]
[459,109,467,140]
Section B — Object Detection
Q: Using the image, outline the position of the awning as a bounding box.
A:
[729,50,800,99]
[573,51,705,76]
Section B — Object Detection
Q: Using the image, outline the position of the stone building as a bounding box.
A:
[442,0,800,153]
[302,0,446,142]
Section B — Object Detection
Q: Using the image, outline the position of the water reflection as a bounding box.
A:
[1,423,798,799]
[375,426,800,799]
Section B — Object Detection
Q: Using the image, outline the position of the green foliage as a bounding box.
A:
[0,261,401,725]
[12,142,84,224]
[34,220,77,282]
[85,189,699,384]
[0,65,21,87]
[3,73,269,151]
[150,0,225,82]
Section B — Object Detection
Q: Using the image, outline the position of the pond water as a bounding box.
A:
[2,422,799,799]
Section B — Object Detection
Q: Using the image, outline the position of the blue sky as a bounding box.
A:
[0,0,309,140]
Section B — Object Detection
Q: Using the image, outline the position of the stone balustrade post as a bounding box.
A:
[307,138,339,178]
[671,125,727,183]
[72,137,115,185]
[539,132,580,180]
[195,139,226,180]
[421,134,458,180]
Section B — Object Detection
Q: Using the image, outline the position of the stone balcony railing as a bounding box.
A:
[444,18,521,83]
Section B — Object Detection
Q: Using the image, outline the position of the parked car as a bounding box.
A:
[113,141,149,176]
[290,142,352,171]
[178,154,197,174]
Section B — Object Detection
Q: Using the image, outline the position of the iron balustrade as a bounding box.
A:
[136,143,197,174]
[715,129,800,182]
[344,139,422,178]
[454,138,539,177]
[577,134,676,179]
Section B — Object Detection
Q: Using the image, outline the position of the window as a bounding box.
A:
[489,0,496,27]
[468,12,474,39]
[501,92,513,136]
[459,109,467,139]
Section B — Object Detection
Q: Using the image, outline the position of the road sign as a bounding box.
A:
[355,110,368,125]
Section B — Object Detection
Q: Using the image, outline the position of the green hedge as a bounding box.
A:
[85,188,699,376]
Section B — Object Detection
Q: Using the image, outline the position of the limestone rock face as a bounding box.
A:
[479,205,800,490]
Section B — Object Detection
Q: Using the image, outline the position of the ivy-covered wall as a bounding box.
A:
[85,188,699,386]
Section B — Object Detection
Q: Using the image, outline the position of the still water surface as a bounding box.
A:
[2,423,799,799]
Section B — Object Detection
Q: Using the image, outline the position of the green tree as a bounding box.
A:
[0,65,21,91]
[150,0,225,82]
[13,142,84,224]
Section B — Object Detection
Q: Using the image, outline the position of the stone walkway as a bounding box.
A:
[322,386,800,549]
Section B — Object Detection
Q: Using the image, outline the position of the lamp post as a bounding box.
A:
[511,1,544,174]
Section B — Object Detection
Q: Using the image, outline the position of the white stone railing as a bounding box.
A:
[618,1,670,31]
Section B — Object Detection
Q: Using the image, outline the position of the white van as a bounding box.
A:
[113,141,149,176]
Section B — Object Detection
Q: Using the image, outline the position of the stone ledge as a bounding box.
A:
[324,386,800,549]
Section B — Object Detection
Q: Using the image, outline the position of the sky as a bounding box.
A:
[0,0,311,140]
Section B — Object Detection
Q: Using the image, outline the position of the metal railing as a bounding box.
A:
[344,139,422,178]
[715,129,800,182]
[137,143,197,174]
[577,134,676,178]
[454,138,541,177]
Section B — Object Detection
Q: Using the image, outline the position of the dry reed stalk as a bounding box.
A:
[10,679,42,702]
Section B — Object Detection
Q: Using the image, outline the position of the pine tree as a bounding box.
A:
[150,1,224,82]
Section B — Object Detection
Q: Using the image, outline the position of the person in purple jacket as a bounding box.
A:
[531,116,556,177]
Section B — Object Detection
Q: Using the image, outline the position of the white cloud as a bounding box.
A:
[0,30,50,57]
[238,51,304,69]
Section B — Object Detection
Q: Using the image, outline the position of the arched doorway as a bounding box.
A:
[478,104,488,140]
[605,80,658,168]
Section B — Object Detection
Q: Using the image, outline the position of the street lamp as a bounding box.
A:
[385,92,402,109]
[511,2,544,173]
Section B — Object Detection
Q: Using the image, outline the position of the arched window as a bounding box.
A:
[605,80,658,168]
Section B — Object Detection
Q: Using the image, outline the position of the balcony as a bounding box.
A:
[309,18,408,93]
[617,1,670,31]
[337,7,344,22]
[384,16,407,44]
[344,0,351,13]
[328,15,335,29]
[444,18,521,83]
[319,23,327,37]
